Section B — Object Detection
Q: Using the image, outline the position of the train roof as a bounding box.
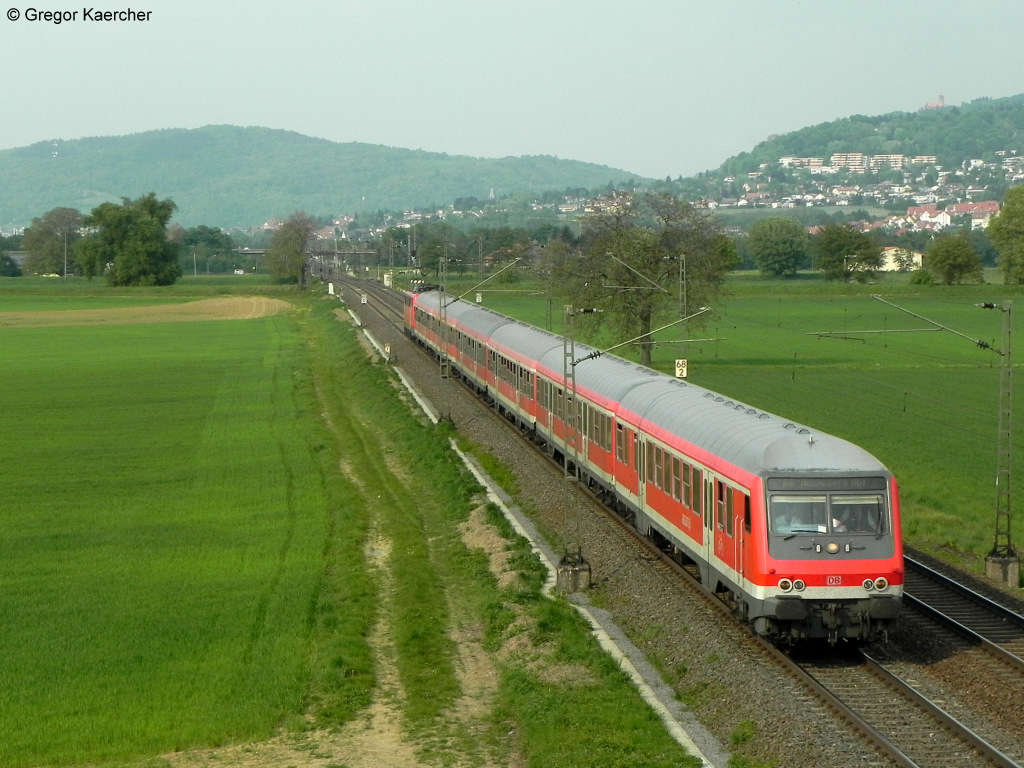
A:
[618,376,885,478]
[413,290,889,480]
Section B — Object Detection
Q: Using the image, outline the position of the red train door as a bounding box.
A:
[712,478,739,575]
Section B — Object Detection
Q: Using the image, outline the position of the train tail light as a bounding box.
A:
[778,578,793,592]
[862,579,875,591]
[873,577,889,592]
[793,579,806,592]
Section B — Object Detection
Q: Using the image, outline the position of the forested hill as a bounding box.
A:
[0,125,641,228]
[719,93,1024,176]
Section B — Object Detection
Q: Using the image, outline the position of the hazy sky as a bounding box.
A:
[2,0,1023,179]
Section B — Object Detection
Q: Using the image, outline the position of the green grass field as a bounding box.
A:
[1,306,330,764]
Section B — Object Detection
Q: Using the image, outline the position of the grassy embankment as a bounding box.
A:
[0,276,700,768]
[435,270,1024,575]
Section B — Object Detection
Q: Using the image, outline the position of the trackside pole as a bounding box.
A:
[557,305,592,593]
[983,301,1020,587]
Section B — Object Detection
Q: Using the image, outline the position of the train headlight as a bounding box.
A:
[862,579,875,591]
[826,542,840,554]
[873,577,889,592]
[778,578,793,592]
[793,579,806,592]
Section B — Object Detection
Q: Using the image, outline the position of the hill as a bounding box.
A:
[717,93,1024,177]
[0,125,643,228]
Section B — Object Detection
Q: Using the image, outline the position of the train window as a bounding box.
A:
[646,442,656,483]
[692,469,702,517]
[715,481,726,532]
[682,463,691,508]
[632,432,639,473]
[770,493,885,535]
[830,495,885,534]
[726,485,734,537]
[743,494,751,534]
[615,423,626,464]
[671,457,682,502]
[519,366,532,396]
[769,495,828,534]
[703,475,711,529]
[654,447,664,489]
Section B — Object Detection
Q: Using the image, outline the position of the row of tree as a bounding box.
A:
[15,194,244,285]
[743,195,1024,287]
[8,187,1024,302]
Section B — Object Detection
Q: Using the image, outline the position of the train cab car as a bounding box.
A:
[620,381,902,644]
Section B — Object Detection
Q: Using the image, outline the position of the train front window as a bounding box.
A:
[769,493,886,536]
[770,495,827,534]
[830,495,884,534]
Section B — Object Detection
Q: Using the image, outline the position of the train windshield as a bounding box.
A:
[769,493,885,536]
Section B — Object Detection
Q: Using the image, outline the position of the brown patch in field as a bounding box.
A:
[0,296,290,328]
[460,504,517,590]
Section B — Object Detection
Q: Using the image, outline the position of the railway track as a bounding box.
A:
[327,272,1024,768]
[791,647,1018,768]
[903,555,1024,665]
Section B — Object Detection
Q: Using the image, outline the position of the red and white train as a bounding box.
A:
[404,288,903,643]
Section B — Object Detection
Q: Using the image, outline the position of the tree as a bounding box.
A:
[1,251,22,277]
[21,207,83,277]
[925,232,983,285]
[748,217,809,277]
[77,194,181,285]
[180,225,237,275]
[812,224,882,282]
[267,211,317,286]
[989,185,1024,284]
[560,192,736,367]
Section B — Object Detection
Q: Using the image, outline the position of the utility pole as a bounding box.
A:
[556,305,594,593]
[980,301,1019,586]
[439,253,450,380]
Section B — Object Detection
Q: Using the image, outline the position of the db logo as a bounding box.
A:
[827,575,843,586]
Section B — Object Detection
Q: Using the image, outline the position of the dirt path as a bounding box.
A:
[161,505,514,768]
[0,296,290,327]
